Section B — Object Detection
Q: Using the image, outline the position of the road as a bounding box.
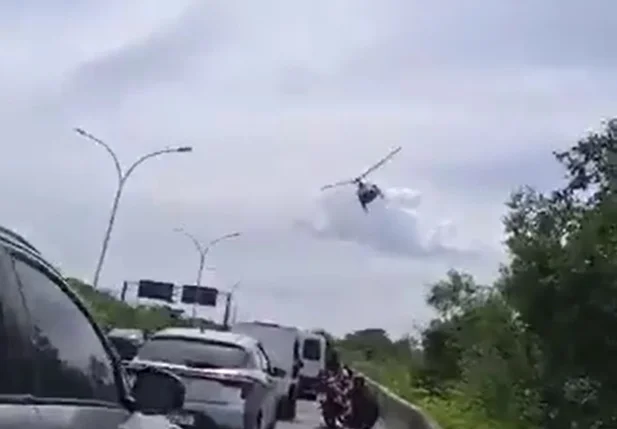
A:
[281,401,386,429]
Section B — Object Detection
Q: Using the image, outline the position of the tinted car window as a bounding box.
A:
[302,339,321,361]
[255,346,270,371]
[244,351,259,369]
[137,337,250,369]
[0,249,36,395]
[11,254,119,403]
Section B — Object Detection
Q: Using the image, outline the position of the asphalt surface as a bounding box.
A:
[280,401,385,429]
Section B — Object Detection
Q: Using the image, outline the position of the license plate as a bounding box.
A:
[168,412,195,426]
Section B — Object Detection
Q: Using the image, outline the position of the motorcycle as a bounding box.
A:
[317,372,379,429]
[317,372,349,428]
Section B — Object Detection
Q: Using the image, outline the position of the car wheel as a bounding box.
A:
[288,398,298,420]
[286,393,297,421]
[277,395,296,421]
[276,399,285,420]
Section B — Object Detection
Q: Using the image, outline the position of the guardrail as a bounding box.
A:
[355,370,441,429]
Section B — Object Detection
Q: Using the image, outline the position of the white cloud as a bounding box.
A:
[2,0,617,337]
[298,185,474,260]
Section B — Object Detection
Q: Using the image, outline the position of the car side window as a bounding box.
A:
[0,248,37,396]
[245,350,260,369]
[293,339,300,360]
[10,253,120,403]
[256,345,271,371]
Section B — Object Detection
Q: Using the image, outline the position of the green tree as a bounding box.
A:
[67,278,193,332]
[501,120,617,428]
[420,270,541,426]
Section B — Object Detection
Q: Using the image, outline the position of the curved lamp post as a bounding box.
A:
[222,281,241,328]
[75,127,192,289]
[173,228,242,320]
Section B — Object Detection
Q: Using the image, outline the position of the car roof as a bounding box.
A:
[234,320,300,332]
[0,226,40,253]
[301,330,325,340]
[151,327,260,350]
[0,226,62,277]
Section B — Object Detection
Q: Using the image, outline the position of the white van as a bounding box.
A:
[231,321,303,421]
[297,331,326,399]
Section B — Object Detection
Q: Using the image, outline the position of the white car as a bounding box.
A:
[132,328,280,429]
[231,322,304,421]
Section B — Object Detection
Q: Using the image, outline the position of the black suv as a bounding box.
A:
[0,226,186,428]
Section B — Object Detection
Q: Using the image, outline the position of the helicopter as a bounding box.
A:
[321,146,402,213]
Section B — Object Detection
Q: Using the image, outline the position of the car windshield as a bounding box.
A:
[136,337,250,369]
[302,338,321,361]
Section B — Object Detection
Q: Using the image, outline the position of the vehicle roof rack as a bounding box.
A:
[0,225,40,254]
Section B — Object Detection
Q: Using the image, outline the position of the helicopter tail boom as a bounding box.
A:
[320,179,357,191]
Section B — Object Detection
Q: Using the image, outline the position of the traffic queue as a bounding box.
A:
[111,321,345,429]
[0,223,378,429]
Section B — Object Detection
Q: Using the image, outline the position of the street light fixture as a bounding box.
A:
[75,127,193,289]
[173,228,242,321]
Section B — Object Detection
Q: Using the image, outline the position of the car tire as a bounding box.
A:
[287,396,297,420]
[257,412,263,429]
[277,394,297,421]
[276,399,286,420]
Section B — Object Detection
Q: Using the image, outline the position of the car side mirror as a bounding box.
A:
[130,366,185,414]
[270,366,287,378]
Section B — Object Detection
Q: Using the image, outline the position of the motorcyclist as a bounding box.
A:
[342,365,354,378]
[318,368,347,429]
[347,375,379,429]
[325,348,341,373]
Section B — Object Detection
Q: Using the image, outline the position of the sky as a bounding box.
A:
[2,0,617,337]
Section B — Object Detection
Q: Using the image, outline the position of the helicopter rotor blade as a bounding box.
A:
[321,179,356,191]
[358,146,402,180]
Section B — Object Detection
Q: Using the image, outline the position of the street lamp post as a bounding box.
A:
[173,228,241,321]
[75,128,192,289]
[222,281,241,329]
[607,119,617,193]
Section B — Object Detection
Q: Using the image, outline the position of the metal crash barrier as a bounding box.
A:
[354,370,441,429]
